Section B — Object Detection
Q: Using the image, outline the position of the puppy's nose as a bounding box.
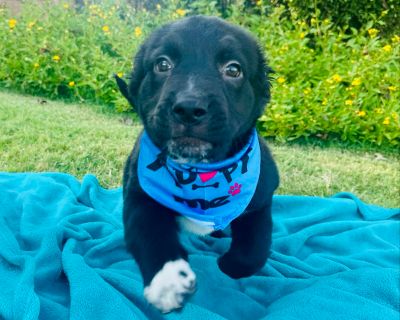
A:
[172,100,208,125]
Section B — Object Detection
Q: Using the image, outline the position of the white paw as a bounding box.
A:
[144,259,196,313]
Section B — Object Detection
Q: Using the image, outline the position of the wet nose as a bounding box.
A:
[172,100,208,125]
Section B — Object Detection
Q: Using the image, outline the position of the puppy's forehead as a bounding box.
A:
[147,16,256,62]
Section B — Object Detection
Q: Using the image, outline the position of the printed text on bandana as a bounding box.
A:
[146,149,251,211]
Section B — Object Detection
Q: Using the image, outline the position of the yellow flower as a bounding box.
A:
[256,0,263,6]
[388,86,397,91]
[68,81,75,87]
[134,27,142,37]
[332,74,342,83]
[52,55,60,62]
[117,72,123,78]
[9,19,17,29]
[33,63,40,68]
[392,35,400,43]
[303,88,311,95]
[176,9,186,17]
[300,32,305,39]
[63,3,70,9]
[102,25,110,33]
[382,117,390,125]
[356,111,366,117]
[27,21,36,29]
[368,28,378,38]
[345,100,353,106]
[382,44,392,52]
[351,78,361,86]
[277,77,286,84]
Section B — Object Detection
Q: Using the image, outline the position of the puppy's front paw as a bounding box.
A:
[218,251,267,279]
[144,259,196,313]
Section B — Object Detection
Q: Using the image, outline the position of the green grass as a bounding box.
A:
[0,91,398,208]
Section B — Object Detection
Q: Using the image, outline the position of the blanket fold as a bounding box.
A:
[0,173,398,320]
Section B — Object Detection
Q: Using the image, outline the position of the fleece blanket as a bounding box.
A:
[0,173,399,320]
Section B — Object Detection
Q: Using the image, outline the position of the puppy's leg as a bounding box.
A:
[124,192,196,313]
[217,203,272,279]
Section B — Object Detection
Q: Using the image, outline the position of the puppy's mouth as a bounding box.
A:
[167,137,213,164]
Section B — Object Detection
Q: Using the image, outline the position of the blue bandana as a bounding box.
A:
[137,129,261,231]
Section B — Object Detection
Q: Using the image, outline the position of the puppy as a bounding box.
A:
[116,15,279,313]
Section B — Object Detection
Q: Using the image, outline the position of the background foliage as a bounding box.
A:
[0,0,399,148]
[273,0,400,36]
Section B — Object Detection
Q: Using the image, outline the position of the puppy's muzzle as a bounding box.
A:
[172,99,208,125]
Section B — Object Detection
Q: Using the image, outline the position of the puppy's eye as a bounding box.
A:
[223,62,242,78]
[155,57,173,73]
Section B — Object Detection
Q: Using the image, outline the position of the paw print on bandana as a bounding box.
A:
[228,182,242,196]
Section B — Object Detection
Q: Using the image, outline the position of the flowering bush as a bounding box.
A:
[275,0,400,36]
[0,0,185,112]
[232,6,399,147]
[0,1,399,147]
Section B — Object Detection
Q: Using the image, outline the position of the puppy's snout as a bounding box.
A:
[172,100,208,125]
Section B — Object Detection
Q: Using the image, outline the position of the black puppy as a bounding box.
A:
[116,15,279,313]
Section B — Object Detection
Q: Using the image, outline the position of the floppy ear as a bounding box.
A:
[253,45,273,116]
[129,44,146,96]
[115,43,148,113]
[114,74,135,108]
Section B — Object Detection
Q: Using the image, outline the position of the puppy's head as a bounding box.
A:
[117,16,272,163]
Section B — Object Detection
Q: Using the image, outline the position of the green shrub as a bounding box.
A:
[274,0,400,37]
[231,5,399,147]
[0,1,399,148]
[0,0,186,112]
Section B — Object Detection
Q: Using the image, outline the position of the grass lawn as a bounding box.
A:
[0,90,399,208]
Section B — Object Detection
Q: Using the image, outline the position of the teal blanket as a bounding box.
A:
[0,173,399,320]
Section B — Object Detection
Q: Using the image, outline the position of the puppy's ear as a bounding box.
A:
[114,74,135,109]
[128,43,147,102]
[115,43,147,114]
[253,45,273,114]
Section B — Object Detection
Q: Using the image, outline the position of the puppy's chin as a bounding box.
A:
[167,137,213,164]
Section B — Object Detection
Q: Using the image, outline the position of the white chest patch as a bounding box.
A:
[144,259,196,313]
[177,216,215,235]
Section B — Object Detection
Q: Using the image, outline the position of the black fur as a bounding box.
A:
[117,15,279,291]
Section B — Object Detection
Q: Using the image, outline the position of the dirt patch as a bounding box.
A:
[0,0,62,15]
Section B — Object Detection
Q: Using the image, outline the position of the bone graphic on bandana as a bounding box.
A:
[192,182,219,190]
[198,171,217,183]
